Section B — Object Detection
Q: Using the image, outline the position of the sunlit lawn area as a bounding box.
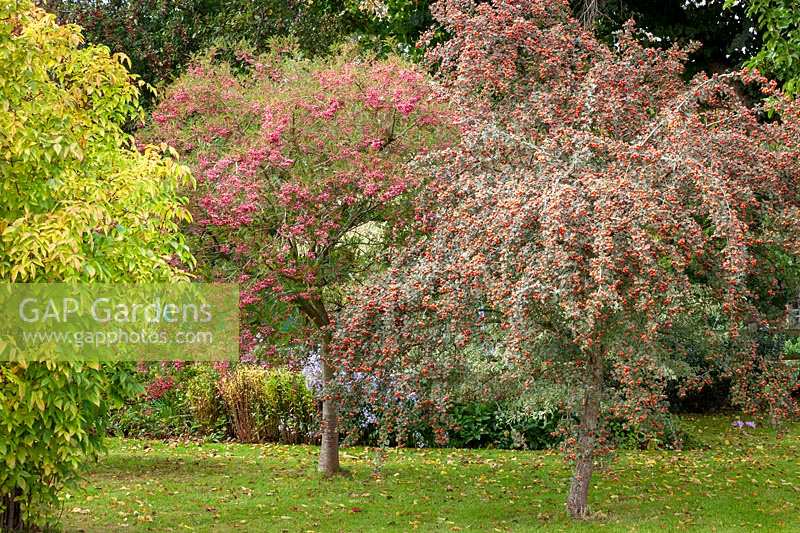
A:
[61,416,800,532]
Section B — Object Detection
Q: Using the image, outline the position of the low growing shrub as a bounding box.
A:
[447,402,562,450]
[109,377,193,439]
[352,398,688,452]
[219,366,315,444]
[184,365,228,439]
[604,412,689,451]
[263,369,316,444]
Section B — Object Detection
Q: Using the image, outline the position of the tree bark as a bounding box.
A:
[566,350,603,519]
[1,491,23,531]
[577,0,600,28]
[296,297,342,476]
[317,335,340,476]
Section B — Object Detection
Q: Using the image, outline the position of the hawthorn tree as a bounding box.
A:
[145,49,452,474]
[334,0,800,519]
[0,1,193,528]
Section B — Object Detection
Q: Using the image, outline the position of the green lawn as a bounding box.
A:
[62,416,800,532]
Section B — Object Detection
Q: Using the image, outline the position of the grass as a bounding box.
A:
[62,415,800,532]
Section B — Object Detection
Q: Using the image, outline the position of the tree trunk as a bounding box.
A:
[566,350,603,519]
[1,491,23,531]
[317,337,340,476]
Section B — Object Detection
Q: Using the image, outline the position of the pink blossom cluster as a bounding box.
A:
[145,52,453,366]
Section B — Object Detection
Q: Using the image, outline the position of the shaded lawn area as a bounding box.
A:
[62,416,800,532]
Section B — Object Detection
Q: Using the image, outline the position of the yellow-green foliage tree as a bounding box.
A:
[0,1,194,528]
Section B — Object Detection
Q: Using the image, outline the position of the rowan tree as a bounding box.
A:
[145,49,453,475]
[333,0,800,519]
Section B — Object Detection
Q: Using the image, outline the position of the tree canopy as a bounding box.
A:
[0,0,193,527]
[144,48,454,474]
[333,0,800,518]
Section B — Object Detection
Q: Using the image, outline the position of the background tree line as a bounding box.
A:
[40,0,800,100]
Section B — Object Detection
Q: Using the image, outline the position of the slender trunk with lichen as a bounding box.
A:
[297,296,341,475]
[566,349,603,519]
[318,341,341,476]
[315,308,341,476]
[302,295,341,477]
